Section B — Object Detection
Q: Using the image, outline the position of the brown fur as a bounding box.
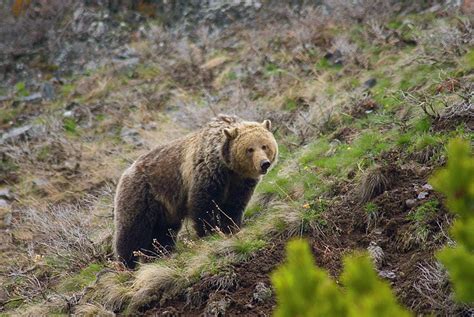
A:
[113,115,278,268]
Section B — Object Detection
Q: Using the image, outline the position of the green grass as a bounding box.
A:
[63,118,79,135]
[399,64,441,91]
[233,238,266,259]
[14,81,29,97]
[0,108,20,124]
[407,200,439,222]
[364,202,378,215]
[58,263,104,292]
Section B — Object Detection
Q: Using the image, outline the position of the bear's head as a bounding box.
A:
[223,120,278,179]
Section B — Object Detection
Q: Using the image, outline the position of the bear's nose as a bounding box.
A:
[260,160,271,173]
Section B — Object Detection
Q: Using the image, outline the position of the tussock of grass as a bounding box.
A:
[359,165,393,203]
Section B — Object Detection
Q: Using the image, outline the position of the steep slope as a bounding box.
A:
[0,2,473,316]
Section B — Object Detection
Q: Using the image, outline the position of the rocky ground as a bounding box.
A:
[0,1,473,316]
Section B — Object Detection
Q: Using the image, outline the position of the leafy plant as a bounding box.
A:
[272,239,410,317]
[431,138,474,303]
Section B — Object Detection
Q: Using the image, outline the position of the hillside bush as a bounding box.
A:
[431,138,474,303]
[271,240,410,317]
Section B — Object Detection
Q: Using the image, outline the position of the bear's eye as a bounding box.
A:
[262,145,267,151]
[247,148,254,154]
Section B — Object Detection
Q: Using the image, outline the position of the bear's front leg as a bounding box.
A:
[188,179,226,237]
[219,178,258,234]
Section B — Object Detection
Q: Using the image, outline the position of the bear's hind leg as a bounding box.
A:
[115,216,155,269]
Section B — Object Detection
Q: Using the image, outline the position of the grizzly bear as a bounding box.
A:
[113,115,278,268]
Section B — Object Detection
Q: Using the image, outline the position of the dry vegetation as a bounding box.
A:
[0,0,473,316]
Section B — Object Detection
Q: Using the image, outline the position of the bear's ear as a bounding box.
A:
[223,128,238,140]
[262,119,272,131]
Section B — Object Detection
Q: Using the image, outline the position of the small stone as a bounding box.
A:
[63,110,74,118]
[32,178,49,187]
[63,160,80,171]
[0,188,11,200]
[418,191,429,199]
[422,183,433,191]
[363,78,377,89]
[367,242,384,267]
[1,125,32,143]
[253,282,272,303]
[143,122,157,131]
[0,199,9,208]
[405,199,417,209]
[378,270,396,280]
[0,124,44,144]
[205,296,230,316]
[41,82,55,101]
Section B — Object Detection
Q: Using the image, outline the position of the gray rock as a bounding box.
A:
[32,178,49,187]
[422,183,433,191]
[378,270,396,280]
[363,78,377,89]
[0,199,9,208]
[253,282,272,303]
[418,191,429,199]
[405,199,417,209]
[0,124,44,144]
[0,188,11,200]
[367,242,384,267]
[90,21,107,39]
[0,95,11,102]
[1,125,32,143]
[18,92,42,103]
[205,296,230,316]
[41,82,55,101]
[63,110,74,118]
[63,159,80,172]
[143,122,158,131]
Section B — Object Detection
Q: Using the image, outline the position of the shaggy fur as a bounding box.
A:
[113,115,278,268]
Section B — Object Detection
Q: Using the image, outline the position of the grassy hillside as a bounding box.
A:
[0,2,473,316]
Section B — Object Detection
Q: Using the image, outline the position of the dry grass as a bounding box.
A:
[358,165,393,203]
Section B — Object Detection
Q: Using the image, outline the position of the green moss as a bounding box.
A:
[14,81,29,97]
[61,83,75,96]
[283,98,298,111]
[407,200,439,222]
[225,71,238,81]
[315,58,342,71]
[414,116,432,133]
[58,263,104,292]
